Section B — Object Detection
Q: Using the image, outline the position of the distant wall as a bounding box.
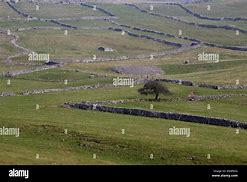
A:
[124,3,247,52]
[166,2,247,22]
[3,65,60,77]
[156,78,247,90]
[81,3,116,17]
[109,27,183,48]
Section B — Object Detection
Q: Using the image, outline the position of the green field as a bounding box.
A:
[0,19,59,30]
[15,2,106,18]
[99,4,247,46]
[0,2,21,18]
[0,85,247,164]
[185,0,247,18]
[139,3,247,30]
[0,1,246,165]
[15,29,175,59]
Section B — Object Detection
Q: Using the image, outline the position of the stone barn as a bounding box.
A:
[97,47,114,52]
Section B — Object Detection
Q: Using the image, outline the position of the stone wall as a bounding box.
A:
[109,20,201,44]
[124,3,247,52]
[80,3,115,17]
[65,102,247,129]
[196,94,247,101]
[7,2,78,29]
[3,65,60,77]
[125,3,247,33]
[0,84,105,97]
[49,19,77,29]
[156,78,247,90]
[108,27,183,48]
[6,2,29,17]
[166,2,247,22]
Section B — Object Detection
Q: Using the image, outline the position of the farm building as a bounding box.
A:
[97,47,114,52]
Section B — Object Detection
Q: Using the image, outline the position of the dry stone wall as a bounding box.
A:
[156,79,247,90]
[65,102,247,129]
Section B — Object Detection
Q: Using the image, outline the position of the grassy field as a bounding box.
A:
[139,3,247,30]
[0,19,59,30]
[15,29,175,59]
[0,86,246,164]
[0,33,32,73]
[65,46,247,85]
[185,0,247,18]
[15,2,106,18]
[0,1,246,165]
[0,2,21,18]
[99,4,247,46]
[60,19,116,28]
[0,34,17,60]
[0,68,113,93]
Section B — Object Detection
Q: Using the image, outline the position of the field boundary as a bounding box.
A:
[164,2,247,22]
[65,102,247,129]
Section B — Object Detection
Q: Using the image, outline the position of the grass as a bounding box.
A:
[112,97,247,123]
[139,3,247,31]
[0,33,18,60]
[160,59,247,75]
[0,33,34,72]
[0,86,246,164]
[0,1,247,165]
[185,0,247,18]
[0,69,112,93]
[16,29,174,59]
[0,2,22,18]
[99,4,247,46]
[166,65,247,85]
[0,19,59,30]
[15,2,106,18]
[65,46,247,85]
[60,19,116,28]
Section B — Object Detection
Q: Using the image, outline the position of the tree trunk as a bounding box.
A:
[155,93,159,100]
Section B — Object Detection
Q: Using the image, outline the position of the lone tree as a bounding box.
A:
[138,81,170,100]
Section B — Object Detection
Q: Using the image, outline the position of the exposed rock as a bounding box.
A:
[111,66,164,75]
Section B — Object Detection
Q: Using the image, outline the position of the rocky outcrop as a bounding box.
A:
[0,92,16,97]
[65,102,247,129]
